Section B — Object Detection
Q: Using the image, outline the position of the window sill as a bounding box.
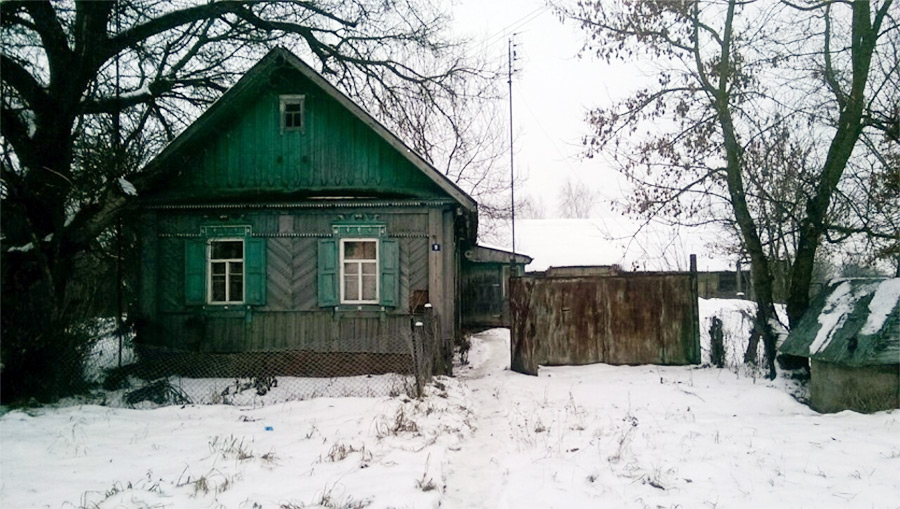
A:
[330,305,397,319]
[198,304,251,318]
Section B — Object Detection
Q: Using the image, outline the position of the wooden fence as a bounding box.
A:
[509,263,700,375]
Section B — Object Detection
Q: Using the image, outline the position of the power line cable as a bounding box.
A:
[483,5,550,48]
[512,81,593,191]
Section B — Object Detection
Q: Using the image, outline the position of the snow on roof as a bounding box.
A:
[494,217,737,272]
[779,278,900,366]
[807,280,857,356]
[862,278,900,336]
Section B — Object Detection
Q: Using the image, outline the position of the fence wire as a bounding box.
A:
[77,311,439,408]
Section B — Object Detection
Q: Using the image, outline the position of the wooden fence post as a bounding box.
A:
[690,254,701,364]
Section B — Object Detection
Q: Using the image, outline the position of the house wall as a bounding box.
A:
[149,69,447,202]
[509,272,701,375]
[810,360,900,413]
[135,203,459,374]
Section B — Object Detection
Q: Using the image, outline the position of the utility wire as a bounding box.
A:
[483,5,550,48]
[512,81,598,195]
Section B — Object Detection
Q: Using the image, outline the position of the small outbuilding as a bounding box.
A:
[779,278,900,413]
[460,245,531,330]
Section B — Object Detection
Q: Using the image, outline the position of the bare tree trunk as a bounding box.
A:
[783,0,888,371]
[702,0,779,378]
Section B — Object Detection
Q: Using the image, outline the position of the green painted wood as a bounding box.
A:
[380,239,399,307]
[317,239,339,306]
[159,239,184,312]
[140,207,447,358]
[246,237,267,305]
[152,68,448,202]
[137,213,158,320]
[184,239,206,305]
[399,239,411,311]
[152,310,413,354]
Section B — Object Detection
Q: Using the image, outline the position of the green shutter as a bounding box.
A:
[318,239,339,307]
[185,239,207,305]
[380,238,399,307]
[245,237,267,305]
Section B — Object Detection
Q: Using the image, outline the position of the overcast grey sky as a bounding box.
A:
[451,0,644,215]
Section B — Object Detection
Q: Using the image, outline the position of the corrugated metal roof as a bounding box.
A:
[779,278,900,366]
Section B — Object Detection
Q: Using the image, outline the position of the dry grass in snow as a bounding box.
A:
[1,299,898,508]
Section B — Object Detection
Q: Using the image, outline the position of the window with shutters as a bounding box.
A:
[317,221,398,309]
[208,239,244,304]
[341,239,378,304]
[185,230,266,307]
[318,237,398,308]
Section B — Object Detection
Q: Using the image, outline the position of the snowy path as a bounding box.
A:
[441,330,516,508]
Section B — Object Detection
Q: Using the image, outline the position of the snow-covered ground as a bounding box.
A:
[2,300,898,508]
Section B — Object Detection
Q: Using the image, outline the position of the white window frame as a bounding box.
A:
[340,238,379,304]
[207,238,245,305]
[279,94,305,133]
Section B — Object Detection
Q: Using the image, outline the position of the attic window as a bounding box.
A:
[280,95,305,132]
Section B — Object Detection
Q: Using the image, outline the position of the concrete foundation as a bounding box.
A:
[810,360,900,413]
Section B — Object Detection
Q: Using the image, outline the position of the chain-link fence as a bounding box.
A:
[78,310,440,408]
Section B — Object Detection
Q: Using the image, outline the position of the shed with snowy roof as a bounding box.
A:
[779,278,899,413]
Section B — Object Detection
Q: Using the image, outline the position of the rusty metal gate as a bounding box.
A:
[509,266,700,375]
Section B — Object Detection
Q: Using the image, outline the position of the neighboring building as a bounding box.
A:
[498,218,749,300]
[506,218,735,273]
[460,245,531,330]
[779,278,900,413]
[696,269,752,300]
[133,48,511,376]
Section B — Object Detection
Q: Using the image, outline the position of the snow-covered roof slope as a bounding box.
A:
[498,218,737,272]
[779,278,900,366]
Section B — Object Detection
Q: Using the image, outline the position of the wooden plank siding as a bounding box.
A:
[134,50,478,377]
[153,312,412,354]
[137,205,452,357]
[148,70,448,204]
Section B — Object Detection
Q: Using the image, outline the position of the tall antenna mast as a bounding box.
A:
[507,36,517,265]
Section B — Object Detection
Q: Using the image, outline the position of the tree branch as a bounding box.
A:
[0,54,49,112]
[22,1,74,86]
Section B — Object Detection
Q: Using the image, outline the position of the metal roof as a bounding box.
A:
[779,278,900,367]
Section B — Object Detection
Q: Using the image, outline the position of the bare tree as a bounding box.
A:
[517,194,548,220]
[557,176,598,218]
[558,0,897,377]
[0,0,500,402]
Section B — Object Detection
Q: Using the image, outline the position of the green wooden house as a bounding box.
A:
[134,48,498,377]
[779,278,899,413]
